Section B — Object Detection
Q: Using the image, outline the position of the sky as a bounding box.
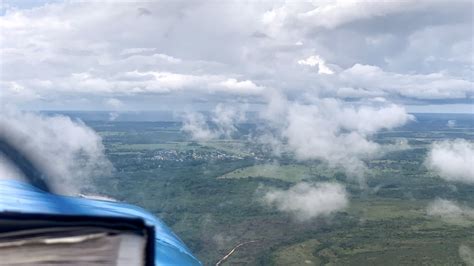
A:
[0,0,473,113]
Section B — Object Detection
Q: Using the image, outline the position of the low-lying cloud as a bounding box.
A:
[427,198,474,222]
[182,112,217,141]
[0,110,113,194]
[447,120,456,128]
[261,93,413,179]
[182,103,246,141]
[263,182,348,221]
[425,139,474,184]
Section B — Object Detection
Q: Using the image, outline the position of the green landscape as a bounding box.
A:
[81,113,474,265]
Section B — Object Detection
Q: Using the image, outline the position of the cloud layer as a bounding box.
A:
[1,1,472,110]
[263,182,348,221]
[425,139,474,184]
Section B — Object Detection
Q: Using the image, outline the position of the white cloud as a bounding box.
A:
[425,139,474,184]
[282,103,378,172]
[216,78,264,94]
[119,47,156,56]
[181,90,412,179]
[181,103,246,141]
[427,198,474,222]
[0,109,113,194]
[263,182,348,221]
[108,112,120,121]
[105,98,123,109]
[211,103,246,138]
[3,70,265,102]
[1,81,40,102]
[261,92,413,179]
[181,112,216,141]
[152,53,182,64]
[298,55,334,74]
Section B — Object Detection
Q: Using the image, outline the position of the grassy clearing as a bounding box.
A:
[273,239,322,266]
[349,199,426,220]
[218,163,313,182]
[202,140,253,156]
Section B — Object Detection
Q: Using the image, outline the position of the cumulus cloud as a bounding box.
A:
[181,112,216,141]
[261,92,413,179]
[181,90,412,179]
[427,198,474,222]
[217,79,264,94]
[181,103,246,141]
[425,139,474,184]
[212,103,246,138]
[297,55,334,75]
[263,182,348,221]
[0,110,113,194]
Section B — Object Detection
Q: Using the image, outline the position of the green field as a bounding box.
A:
[218,163,313,182]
